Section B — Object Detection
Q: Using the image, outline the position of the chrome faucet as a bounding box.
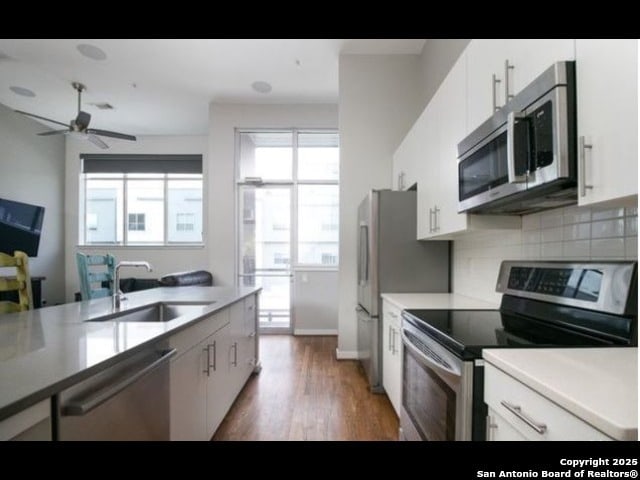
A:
[112,261,153,310]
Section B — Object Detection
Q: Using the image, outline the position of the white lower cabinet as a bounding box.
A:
[382,300,402,416]
[484,362,612,441]
[0,399,52,441]
[169,294,258,440]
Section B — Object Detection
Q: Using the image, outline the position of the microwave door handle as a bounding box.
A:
[507,111,528,184]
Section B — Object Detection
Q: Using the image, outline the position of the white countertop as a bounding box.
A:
[483,348,638,441]
[0,286,259,421]
[380,293,499,310]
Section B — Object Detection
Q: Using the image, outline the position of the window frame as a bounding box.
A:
[80,172,204,247]
[235,128,339,272]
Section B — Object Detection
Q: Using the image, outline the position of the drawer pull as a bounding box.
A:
[500,400,547,434]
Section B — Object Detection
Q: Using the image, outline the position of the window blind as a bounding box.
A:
[81,154,202,174]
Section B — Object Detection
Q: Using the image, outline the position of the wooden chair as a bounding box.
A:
[0,251,33,313]
[76,253,116,301]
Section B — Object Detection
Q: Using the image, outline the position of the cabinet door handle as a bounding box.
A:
[203,346,211,376]
[232,342,238,367]
[211,341,216,372]
[433,206,440,232]
[391,327,398,355]
[504,60,515,103]
[248,331,256,338]
[492,74,502,112]
[486,415,498,441]
[429,208,434,233]
[388,324,393,351]
[579,136,594,196]
[500,400,547,434]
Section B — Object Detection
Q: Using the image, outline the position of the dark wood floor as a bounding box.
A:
[213,335,399,441]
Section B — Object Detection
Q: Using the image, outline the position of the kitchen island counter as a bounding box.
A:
[0,286,259,421]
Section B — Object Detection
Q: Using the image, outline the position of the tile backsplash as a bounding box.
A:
[453,205,638,304]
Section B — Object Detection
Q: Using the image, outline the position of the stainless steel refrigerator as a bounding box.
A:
[356,190,450,391]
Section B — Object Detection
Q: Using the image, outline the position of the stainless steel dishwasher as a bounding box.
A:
[56,343,175,440]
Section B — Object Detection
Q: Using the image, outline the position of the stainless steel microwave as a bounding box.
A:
[457,61,577,215]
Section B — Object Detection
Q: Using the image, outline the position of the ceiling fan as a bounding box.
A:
[14,82,136,149]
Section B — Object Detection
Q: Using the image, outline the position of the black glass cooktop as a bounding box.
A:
[403,308,629,360]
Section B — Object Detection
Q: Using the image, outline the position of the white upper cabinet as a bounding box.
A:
[466,39,508,130]
[576,39,638,206]
[466,39,575,133]
[415,100,439,239]
[393,107,427,191]
[505,39,575,100]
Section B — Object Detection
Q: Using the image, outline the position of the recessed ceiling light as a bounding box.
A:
[251,81,272,94]
[77,43,107,61]
[9,86,36,97]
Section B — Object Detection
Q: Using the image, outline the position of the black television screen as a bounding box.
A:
[0,198,45,257]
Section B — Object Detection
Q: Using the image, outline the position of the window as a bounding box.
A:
[128,213,146,231]
[176,213,195,231]
[237,130,339,268]
[80,154,203,245]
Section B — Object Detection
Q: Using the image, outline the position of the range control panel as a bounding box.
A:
[507,266,602,302]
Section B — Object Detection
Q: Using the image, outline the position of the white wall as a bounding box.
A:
[453,205,638,303]
[0,102,66,305]
[64,135,208,301]
[208,103,339,332]
[337,55,423,357]
[418,39,470,109]
[293,270,338,334]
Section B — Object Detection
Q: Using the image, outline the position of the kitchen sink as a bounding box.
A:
[88,302,214,323]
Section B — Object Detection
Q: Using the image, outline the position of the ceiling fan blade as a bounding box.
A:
[37,129,69,136]
[87,134,109,149]
[87,128,137,142]
[75,111,91,130]
[14,110,69,128]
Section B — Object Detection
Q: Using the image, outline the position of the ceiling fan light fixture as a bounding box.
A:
[76,44,107,61]
[10,86,36,97]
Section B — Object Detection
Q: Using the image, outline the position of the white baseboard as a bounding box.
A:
[335,348,359,360]
[293,329,338,336]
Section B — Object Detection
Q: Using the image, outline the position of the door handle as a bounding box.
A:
[507,111,528,184]
[232,342,238,367]
[388,324,393,351]
[433,206,440,232]
[62,348,177,416]
[504,59,515,104]
[579,136,594,196]
[492,74,502,112]
[203,345,211,376]
[500,400,547,434]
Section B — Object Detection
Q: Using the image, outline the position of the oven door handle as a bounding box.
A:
[401,330,460,378]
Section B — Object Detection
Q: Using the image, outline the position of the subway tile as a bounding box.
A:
[522,230,541,245]
[562,240,590,258]
[541,241,563,258]
[591,219,625,239]
[563,223,591,241]
[625,207,638,217]
[522,243,541,259]
[540,211,564,229]
[625,236,638,259]
[591,207,625,221]
[624,216,637,236]
[563,206,591,225]
[522,213,540,231]
[591,238,625,258]
[541,226,563,243]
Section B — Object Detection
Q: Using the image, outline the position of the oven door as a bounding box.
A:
[400,319,473,441]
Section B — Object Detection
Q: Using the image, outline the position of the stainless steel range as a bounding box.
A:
[399,260,637,441]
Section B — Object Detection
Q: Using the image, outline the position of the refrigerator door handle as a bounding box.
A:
[358,223,369,286]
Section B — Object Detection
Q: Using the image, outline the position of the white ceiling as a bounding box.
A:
[0,39,425,136]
